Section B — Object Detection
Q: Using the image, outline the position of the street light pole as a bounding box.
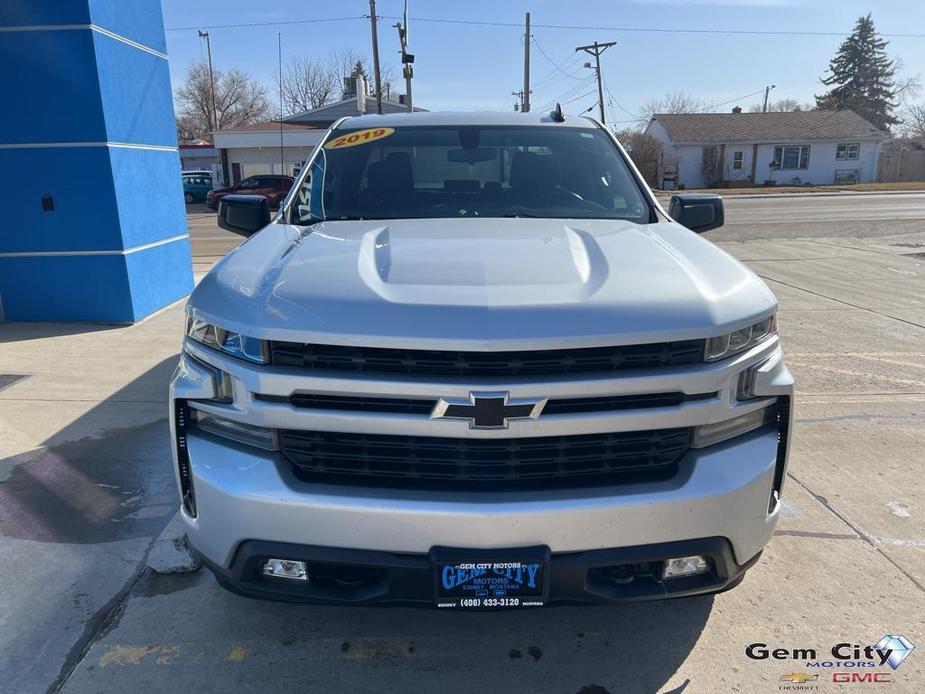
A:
[198,30,218,134]
[575,40,616,125]
[762,84,777,113]
[369,0,383,114]
[395,0,413,112]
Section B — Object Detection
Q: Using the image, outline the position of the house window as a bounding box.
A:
[732,151,744,170]
[772,145,810,170]
[836,143,860,160]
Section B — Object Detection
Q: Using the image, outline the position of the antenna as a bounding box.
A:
[549,102,565,122]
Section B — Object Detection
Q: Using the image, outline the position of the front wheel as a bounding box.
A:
[184,192,194,204]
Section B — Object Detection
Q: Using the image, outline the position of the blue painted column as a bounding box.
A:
[0,1,193,322]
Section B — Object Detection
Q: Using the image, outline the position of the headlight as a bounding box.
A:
[186,316,268,364]
[705,314,776,362]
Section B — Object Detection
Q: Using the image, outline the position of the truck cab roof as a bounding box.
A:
[335,110,595,130]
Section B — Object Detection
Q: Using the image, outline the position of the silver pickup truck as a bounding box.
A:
[170,110,793,608]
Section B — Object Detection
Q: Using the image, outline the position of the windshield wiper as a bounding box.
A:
[503,211,540,218]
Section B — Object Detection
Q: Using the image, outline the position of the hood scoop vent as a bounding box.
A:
[357,222,608,305]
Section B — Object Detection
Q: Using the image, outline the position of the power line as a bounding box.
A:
[166,16,364,31]
[542,73,595,102]
[604,84,642,119]
[560,89,598,105]
[531,58,586,92]
[532,38,583,83]
[378,15,925,39]
[536,74,596,112]
[697,88,768,112]
[165,13,925,38]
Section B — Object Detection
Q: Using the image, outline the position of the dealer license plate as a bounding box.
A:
[431,547,549,609]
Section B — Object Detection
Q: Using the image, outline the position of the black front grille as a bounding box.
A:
[257,391,716,416]
[279,428,692,490]
[258,393,436,414]
[268,340,706,376]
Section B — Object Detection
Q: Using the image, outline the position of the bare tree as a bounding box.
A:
[637,91,706,129]
[175,62,270,141]
[615,129,665,186]
[747,98,811,113]
[279,47,399,113]
[901,103,925,138]
[281,57,338,114]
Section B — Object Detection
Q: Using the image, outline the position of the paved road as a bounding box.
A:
[723,192,925,223]
[710,192,925,242]
[187,193,925,261]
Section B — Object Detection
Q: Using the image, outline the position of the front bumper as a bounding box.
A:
[201,536,762,605]
[171,337,793,605]
[181,422,782,573]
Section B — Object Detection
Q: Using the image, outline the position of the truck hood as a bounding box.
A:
[190,218,777,349]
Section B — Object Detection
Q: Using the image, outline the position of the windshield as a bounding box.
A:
[289,125,651,224]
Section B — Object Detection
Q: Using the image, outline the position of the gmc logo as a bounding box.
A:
[833,672,892,683]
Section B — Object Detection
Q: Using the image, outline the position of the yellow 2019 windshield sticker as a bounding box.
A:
[324,127,395,150]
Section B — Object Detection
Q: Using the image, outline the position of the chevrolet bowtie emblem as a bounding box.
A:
[779,673,817,684]
[431,391,547,429]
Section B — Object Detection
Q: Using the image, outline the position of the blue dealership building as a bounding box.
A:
[0,1,193,322]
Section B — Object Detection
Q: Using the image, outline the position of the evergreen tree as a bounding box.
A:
[816,14,898,131]
[341,60,371,99]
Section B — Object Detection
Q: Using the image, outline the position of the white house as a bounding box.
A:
[644,109,886,189]
[212,94,425,187]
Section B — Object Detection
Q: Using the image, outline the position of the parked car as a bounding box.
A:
[182,172,213,203]
[172,111,793,608]
[205,174,294,210]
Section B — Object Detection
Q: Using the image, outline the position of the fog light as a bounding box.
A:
[190,408,277,450]
[662,555,709,580]
[263,558,308,581]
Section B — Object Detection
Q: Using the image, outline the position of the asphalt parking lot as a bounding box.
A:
[1,193,923,693]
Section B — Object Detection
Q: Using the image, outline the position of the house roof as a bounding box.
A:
[213,121,327,134]
[283,96,427,124]
[214,97,429,135]
[651,110,885,144]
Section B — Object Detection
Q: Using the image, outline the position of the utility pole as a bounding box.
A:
[575,40,616,125]
[395,0,413,112]
[522,12,531,113]
[762,84,776,113]
[369,0,383,114]
[511,90,525,111]
[198,30,218,134]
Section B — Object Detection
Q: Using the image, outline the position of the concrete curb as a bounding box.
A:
[146,510,202,574]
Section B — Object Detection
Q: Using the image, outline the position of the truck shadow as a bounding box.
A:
[0,355,179,544]
[206,572,714,694]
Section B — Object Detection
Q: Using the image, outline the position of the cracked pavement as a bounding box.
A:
[1,193,923,693]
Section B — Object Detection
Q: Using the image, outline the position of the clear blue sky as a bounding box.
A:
[162,0,925,121]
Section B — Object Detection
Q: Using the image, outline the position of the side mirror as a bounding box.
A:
[668,193,724,233]
[217,195,271,237]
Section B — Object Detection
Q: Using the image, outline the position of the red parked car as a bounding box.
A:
[206,175,295,210]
